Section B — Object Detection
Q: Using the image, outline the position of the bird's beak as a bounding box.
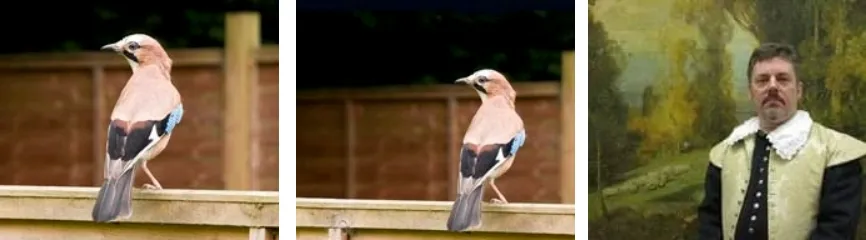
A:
[101,43,119,52]
[455,77,471,84]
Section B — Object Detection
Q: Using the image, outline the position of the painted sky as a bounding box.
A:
[591,0,759,111]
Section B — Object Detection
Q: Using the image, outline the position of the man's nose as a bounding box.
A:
[767,76,780,89]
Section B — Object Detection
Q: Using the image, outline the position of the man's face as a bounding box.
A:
[749,57,802,127]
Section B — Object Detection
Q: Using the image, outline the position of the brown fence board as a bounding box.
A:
[0,46,279,191]
[296,82,564,203]
[0,45,566,203]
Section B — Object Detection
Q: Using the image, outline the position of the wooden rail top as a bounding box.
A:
[0,185,279,227]
[296,197,575,235]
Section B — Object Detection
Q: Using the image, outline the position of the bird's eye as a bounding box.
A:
[128,42,140,51]
[478,76,489,83]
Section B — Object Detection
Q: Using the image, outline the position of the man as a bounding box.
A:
[697,42,866,239]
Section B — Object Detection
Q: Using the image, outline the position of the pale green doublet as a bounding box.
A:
[709,111,866,239]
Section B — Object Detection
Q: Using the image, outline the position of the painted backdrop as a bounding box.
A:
[588,0,866,238]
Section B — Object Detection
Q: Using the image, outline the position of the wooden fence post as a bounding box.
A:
[447,97,459,201]
[345,100,357,198]
[92,65,107,185]
[560,51,575,204]
[224,11,261,190]
[249,227,277,240]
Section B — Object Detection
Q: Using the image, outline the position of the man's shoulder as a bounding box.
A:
[709,140,730,153]
[706,118,755,168]
[708,140,732,167]
[809,122,865,145]
[809,122,866,167]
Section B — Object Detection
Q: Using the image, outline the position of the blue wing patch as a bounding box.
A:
[165,104,184,133]
[509,129,527,156]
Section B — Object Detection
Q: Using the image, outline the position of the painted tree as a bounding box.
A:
[674,0,739,147]
[588,9,632,196]
[641,85,656,117]
[629,17,698,159]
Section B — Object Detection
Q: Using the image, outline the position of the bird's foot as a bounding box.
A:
[142,183,162,190]
[490,198,508,204]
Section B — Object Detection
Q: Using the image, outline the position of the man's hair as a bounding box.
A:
[746,42,799,81]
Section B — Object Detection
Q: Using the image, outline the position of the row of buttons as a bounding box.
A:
[746,145,771,234]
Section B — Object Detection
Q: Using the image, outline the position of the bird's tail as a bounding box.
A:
[446,185,484,232]
[91,168,136,223]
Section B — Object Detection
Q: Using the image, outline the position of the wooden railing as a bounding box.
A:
[0,185,279,240]
[296,197,575,239]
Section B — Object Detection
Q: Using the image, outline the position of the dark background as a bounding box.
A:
[0,0,575,89]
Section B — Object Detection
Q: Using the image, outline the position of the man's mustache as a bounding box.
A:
[763,94,785,105]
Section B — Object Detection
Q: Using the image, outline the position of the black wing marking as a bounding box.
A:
[459,136,521,181]
[106,113,173,163]
[472,146,501,179]
[459,146,478,179]
[500,136,519,159]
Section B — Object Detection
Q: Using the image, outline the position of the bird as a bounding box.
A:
[446,69,527,232]
[91,33,184,223]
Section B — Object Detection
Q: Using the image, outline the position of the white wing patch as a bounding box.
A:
[495,148,506,162]
[121,126,163,174]
[148,125,159,141]
[472,147,510,189]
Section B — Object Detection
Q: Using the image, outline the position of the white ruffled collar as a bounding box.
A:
[722,110,813,160]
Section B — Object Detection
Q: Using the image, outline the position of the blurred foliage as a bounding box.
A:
[0,1,278,54]
[296,11,575,89]
[588,9,634,193]
[2,6,571,89]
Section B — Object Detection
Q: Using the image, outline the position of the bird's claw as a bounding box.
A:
[142,184,162,190]
[490,198,508,204]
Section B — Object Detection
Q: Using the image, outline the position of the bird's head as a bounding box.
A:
[455,69,517,102]
[101,33,172,71]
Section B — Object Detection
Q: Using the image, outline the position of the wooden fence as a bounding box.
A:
[296,197,574,239]
[0,9,576,207]
[0,12,278,191]
[0,185,278,240]
[296,52,575,204]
